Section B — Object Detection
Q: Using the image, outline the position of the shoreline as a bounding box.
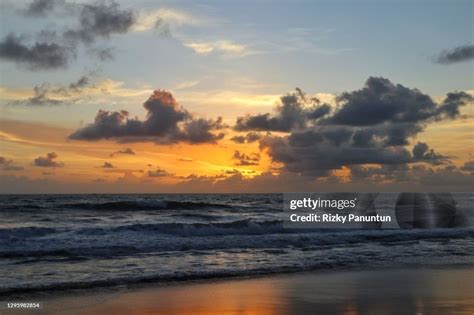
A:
[3,263,473,299]
[3,266,474,314]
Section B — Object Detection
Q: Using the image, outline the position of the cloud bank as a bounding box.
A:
[69,90,225,144]
[233,77,472,179]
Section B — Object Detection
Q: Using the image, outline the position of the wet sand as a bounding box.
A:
[6,267,474,315]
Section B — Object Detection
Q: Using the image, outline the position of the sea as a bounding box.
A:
[0,193,473,296]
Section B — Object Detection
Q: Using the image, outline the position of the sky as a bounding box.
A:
[0,0,473,193]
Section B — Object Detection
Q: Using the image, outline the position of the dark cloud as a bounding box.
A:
[10,75,91,106]
[349,164,411,183]
[6,0,175,71]
[110,148,135,156]
[23,85,64,106]
[0,34,72,70]
[249,77,472,178]
[101,161,115,168]
[5,1,137,71]
[230,135,245,143]
[68,75,89,91]
[235,89,330,132]
[33,152,64,167]
[326,77,469,126]
[230,132,262,144]
[261,134,413,177]
[69,90,225,144]
[461,160,474,172]
[233,150,260,166]
[148,167,171,177]
[307,103,331,120]
[436,91,473,119]
[0,156,24,171]
[435,44,474,64]
[412,142,449,165]
[24,0,65,16]
[63,1,135,44]
[90,47,114,61]
[224,169,240,175]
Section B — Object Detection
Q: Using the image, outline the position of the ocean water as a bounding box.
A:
[0,193,473,295]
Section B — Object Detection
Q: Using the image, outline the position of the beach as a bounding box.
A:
[1,194,473,314]
[12,267,469,315]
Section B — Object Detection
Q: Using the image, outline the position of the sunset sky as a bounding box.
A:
[0,0,473,193]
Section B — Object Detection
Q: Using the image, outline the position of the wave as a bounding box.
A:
[79,219,283,236]
[0,264,329,295]
[0,226,56,238]
[2,254,473,296]
[2,227,473,260]
[64,200,235,211]
[0,219,283,241]
[0,200,237,212]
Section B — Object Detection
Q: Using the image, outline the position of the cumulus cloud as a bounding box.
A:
[233,150,260,166]
[326,77,470,126]
[33,152,64,167]
[412,142,449,165]
[100,161,115,168]
[0,34,72,70]
[230,132,262,144]
[110,148,135,156]
[242,77,473,178]
[69,90,225,144]
[0,156,24,171]
[235,89,331,132]
[435,44,474,64]
[148,167,171,177]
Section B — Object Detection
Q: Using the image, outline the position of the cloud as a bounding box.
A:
[0,156,24,171]
[148,167,171,177]
[184,42,214,54]
[101,161,115,168]
[89,47,114,61]
[235,89,331,132]
[184,40,249,57]
[244,77,473,178]
[412,142,449,165]
[435,44,474,64]
[326,77,470,126]
[24,0,65,17]
[132,8,201,33]
[233,150,260,166]
[461,160,474,172]
[110,148,135,156]
[8,0,167,70]
[63,1,135,44]
[9,75,91,106]
[33,152,64,167]
[174,79,201,90]
[178,158,193,162]
[230,132,262,144]
[69,90,225,144]
[0,34,72,70]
